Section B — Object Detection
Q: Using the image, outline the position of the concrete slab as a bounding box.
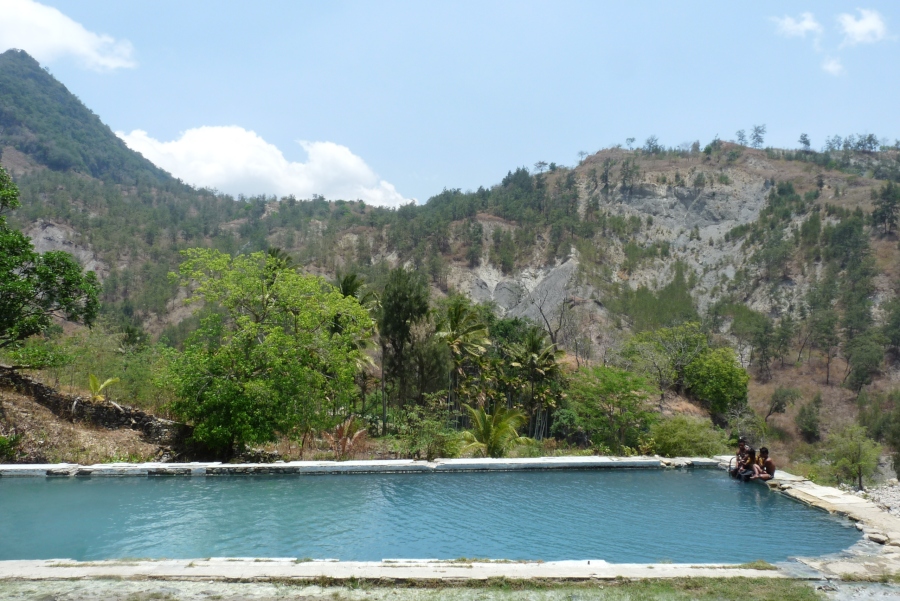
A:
[0,558,788,581]
[1,455,725,478]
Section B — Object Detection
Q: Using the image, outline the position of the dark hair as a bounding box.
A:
[738,436,747,443]
[747,447,756,457]
[760,447,769,455]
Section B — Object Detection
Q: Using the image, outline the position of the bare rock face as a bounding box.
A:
[24,219,107,277]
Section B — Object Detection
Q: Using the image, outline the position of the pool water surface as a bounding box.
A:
[0,469,860,563]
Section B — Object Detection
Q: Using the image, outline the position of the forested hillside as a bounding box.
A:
[3,48,900,481]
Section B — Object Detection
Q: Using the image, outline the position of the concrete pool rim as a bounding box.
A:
[2,454,900,581]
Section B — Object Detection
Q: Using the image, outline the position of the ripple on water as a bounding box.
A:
[0,469,860,562]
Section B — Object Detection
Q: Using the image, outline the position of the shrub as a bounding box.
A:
[796,393,822,443]
[0,434,19,462]
[649,415,729,458]
[397,395,460,461]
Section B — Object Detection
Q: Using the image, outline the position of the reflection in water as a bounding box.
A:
[0,469,859,562]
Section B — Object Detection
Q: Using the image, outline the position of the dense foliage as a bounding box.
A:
[0,166,99,351]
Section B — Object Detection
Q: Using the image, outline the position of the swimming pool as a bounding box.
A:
[0,469,860,563]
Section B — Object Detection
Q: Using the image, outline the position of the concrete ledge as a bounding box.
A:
[0,558,788,582]
[0,456,723,477]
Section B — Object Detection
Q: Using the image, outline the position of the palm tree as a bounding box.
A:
[512,327,562,440]
[435,296,490,421]
[460,404,531,458]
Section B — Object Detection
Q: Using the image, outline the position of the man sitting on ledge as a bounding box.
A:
[750,447,776,482]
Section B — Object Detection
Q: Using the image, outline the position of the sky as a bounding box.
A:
[1,0,898,206]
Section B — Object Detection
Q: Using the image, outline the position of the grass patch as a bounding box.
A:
[265,577,815,600]
[735,560,778,571]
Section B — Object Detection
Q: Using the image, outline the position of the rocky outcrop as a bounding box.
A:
[24,219,107,277]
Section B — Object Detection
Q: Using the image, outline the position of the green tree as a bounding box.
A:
[750,124,766,149]
[460,404,530,458]
[872,181,899,235]
[168,248,372,457]
[796,393,822,443]
[0,166,100,350]
[684,347,749,415]
[765,387,800,424]
[828,424,881,490]
[436,295,490,417]
[774,314,795,368]
[376,267,430,429]
[512,327,562,440]
[567,365,656,453]
[810,309,840,385]
[843,330,885,392]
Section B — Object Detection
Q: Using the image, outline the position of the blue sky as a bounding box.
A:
[2,1,898,205]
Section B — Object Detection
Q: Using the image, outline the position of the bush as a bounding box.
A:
[796,393,822,443]
[397,395,460,461]
[0,434,19,462]
[649,415,729,458]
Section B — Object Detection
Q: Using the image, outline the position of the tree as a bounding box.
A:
[567,365,656,453]
[796,393,822,442]
[799,133,811,151]
[774,314,795,368]
[643,136,662,154]
[750,124,766,149]
[0,166,100,350]
[460,404,530,458]
[533,161,548,174]
[684,347,749,416]
[513,327,562,440]
[828,424,881,490]
[844,330,885,392]
[810,309,840,385]
[751,317,775,381]
[765,387,800,423]
[377,267,430,426]
[735,130,747,146]
[436,295,490,416]
[168,249,372,457]
[872,181,899,235]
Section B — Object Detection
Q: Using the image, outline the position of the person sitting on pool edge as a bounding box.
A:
[730,437,748,478]
[750,447,776,481]
[738,447,758,482]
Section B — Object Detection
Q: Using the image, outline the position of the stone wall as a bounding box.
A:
[0,367,191,448]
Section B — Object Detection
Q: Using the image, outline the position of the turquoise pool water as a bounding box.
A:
[0,469,860,563]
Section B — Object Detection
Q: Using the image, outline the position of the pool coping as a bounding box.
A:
[0,455,718,477]
[3,455,900,582]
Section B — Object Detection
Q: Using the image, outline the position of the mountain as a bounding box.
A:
[0,49,171,185]
[1,48,899,372]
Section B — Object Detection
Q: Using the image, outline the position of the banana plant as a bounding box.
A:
[89,374,120,402]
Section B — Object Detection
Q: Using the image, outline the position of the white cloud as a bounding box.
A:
[118,126,411,207]
[838,9,888,47]
[772,12,823,38]
[0,0,135,71]
[821,57,845,76]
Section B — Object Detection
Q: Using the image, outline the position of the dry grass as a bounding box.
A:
[0,388,159,464]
